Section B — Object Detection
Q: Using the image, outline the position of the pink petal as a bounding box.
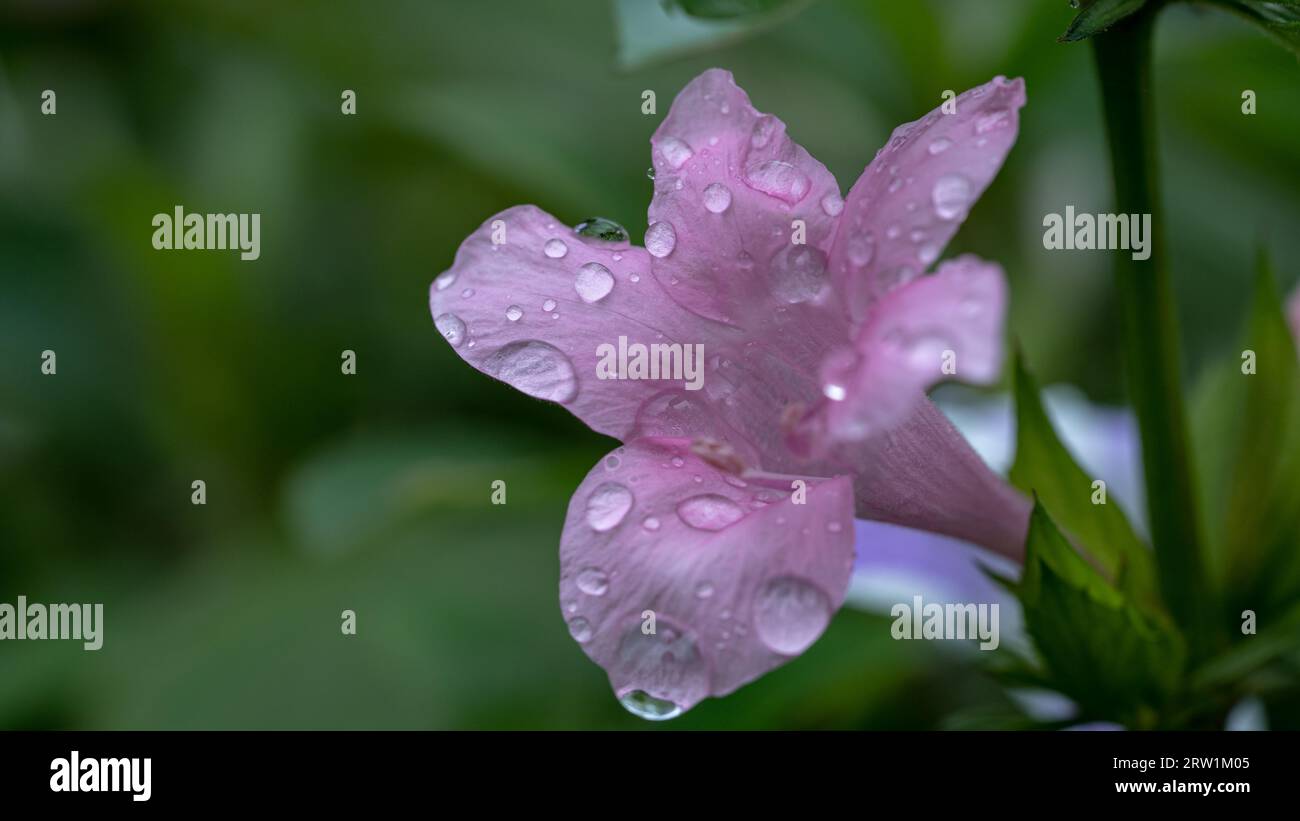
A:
[830,76,1026,322]
[791,254,1007,453]
[559,437,855,717]
[646,68,849,345]
[429,205,732,442]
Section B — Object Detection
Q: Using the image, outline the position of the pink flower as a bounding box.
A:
[430,69,1029,717]
[1288,284,1300,352]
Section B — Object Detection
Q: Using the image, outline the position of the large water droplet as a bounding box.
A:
[435,313,466,347]
[677,494,745,531]
[505,305,523,322]
[483,340,578,402]
[702,183,732,214]
[768,244,828,304]
[577,568,609,596]
[932,173,972,221]
[575,217,629,243]
[645,221,677,258]
[753,576,831,655]
[618,690,682,721]
[658,137,694,169]
[615,622,707,718]
[568,617,593,643]
[743,160,810,204]
[585,482,633,531]
[544,238,568,259]
[575,262,615,303]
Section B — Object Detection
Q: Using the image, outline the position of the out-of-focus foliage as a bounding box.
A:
[0,0,1297,728]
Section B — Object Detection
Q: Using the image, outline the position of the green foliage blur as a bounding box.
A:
[0,0,1297,729]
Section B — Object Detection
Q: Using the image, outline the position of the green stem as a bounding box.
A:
[1091,6,1209,641]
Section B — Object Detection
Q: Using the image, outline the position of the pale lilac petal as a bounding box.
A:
[559,437,855,716]
[791,255,1007,454]
[429,205,731,442]
[647,69,849,348]
[830,76,1026,322]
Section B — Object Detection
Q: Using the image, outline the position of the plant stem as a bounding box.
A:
[1091,6,1209,642]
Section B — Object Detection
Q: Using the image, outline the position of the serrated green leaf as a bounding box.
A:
[1019,502,1186,721]
[1010,350,1159,606]
[1059,0,1150,43]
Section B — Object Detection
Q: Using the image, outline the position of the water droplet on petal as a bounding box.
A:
[619,690,682,721]
[671,456,685,468]
[605,454,621,470]
[542,298,557,312]
[435,313,466,347]
[645,221,677,258]
[461,287,475,299]
[568,617,593,643]
[505,305,523,322]
[932,173,972,221]
[743,160,810,204]
[577,568,609,596]
[434,271,456,291]
[642,516,661,532]
[769,244,828,304]
[846,232,875,267]
[750,116,777,149]
[975,109,1011,134]
[695,582,714,599]
[658,136,694,169]
[827,521,843,533]
[544,238,568,258]
[585,482,633,531]
[677,494,745,531]
[615,623,707,718]
[754,576,831,655]
[918,243,940,266]
[575,262,615,303]
[575,217,629,243]
[484,340,578,402]
[820,192,844,216]
[702,183,733,214]
[928,137,953,155]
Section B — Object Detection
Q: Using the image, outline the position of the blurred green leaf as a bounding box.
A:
[1010,350,1158,606]
[1018,502,1186,724]
[1059,0,1150,43]
[1199,0,1300,55]
[612,0,812,69]
[1191,251,1300,616]
[673,0,802,19]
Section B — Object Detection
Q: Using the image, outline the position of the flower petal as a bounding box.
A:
[830,76,1026,322]
[647,68,848,341]
[430,205,731,441]
[1288,283,1300,352]
[559,437,855,716]
[792,255,1007,453]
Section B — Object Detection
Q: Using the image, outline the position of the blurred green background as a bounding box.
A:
[0,0,1296,728]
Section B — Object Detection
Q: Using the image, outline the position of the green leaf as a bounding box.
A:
[1198,0,1300,56]
[1018,502,1186,722]
[1191,250,1300,616]
[1009,350,1159,606]
[1059,0,1150,43]
[612,0,813,70]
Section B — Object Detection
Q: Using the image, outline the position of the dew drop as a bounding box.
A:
[658,136,694,169]
[975,109,1011,134]
[750,116,778,149]
[575,217,630,243]
[542,298,557,312]
[702,182,733,214]
[568,617,593,643]
[932,173,972,221]
[615,622,707,719]
[434,271,456,291]
[577,568,610,596]
[619,690,682,721]
[677,494,745,531]
[434,313,466,347]
[575,262,615,303]
[544,238,568,259]
[505,305,523,322]
[928,137,953,155]
[743,160,811,204]
[820,192,844,216]
[645,221,677,258]
[585,482,633,531]
[460,287,475,299]
[642,516,661,532]
[695,582,714,599]
[846,232,875,267]
[753,576,831,655]
[483,340,578,402]
[768,244,828,304]
[918,243,940,266]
